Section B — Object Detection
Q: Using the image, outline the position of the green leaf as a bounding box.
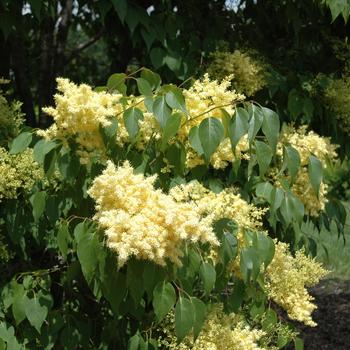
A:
[308,155,323,196]
[165,142,186,175]
[137,78,153,96]
[57,222,70,260]
[219,233,238,266]
[294,337,304,350]
[248,104,263,144]
[161,113,182,150]
[126,260,145,304]
[30,191,47,222]
[262,308,277,330]
[253,232,275,267]
[112,0,127,22]
[270,187,284,212]
[150,47,166,69]
[33,139,58,164]
[283,146,301,182]
[123,107,144,140]
[302,97,314,121]
[255,141,273,177]
[101,256,126,314]
[229,107,249,151]
[175,296,194,343]
[153,281,176,322]
[261,107,280,152]
[9,132,32,154]
[256,182,273,201]
[288,89,303,120]
[128,333,141,350]
[100,119,118,146]
[107,73,126,94]
[25,295,49,332]
[44,148,58,178]
[226,279,245,313]
[191,297,206,340]
[165,88,187,114]
[12,284,28,326]
[74,223,101,285]
[199,262,216,295]
[189,126,204,155]
[280,193,304,225]
[240,247,260,283]
[153,95,171,129]
[141,69,161,91]
[198,117,224,163]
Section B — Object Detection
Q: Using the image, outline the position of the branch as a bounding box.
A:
[64,30,104,64]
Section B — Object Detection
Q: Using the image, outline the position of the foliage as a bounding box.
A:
[0,70,346,349]
[0,79,24,145]
[207,49,268,96]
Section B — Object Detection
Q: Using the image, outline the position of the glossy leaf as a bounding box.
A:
[308,155,323,196]
[255,141,273,177]
[248,104,264,144]
[229,107,249,151]
[175,296,194,343]
[153,95,171,129]
[165,87,187,113]
[191,297,206,340]
[189,126,204,155]
[9,132,32,154]
[199,262,216,295]
[137,77,153,96]
[153,281,176,322]
[161,112,182,150]
[30,191,46,222]
[198,117,224,163]
[123,107,144,140]
[261,107,280,151]
[240,247,260,283]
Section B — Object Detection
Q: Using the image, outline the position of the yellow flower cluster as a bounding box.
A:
[207,50,268,96]
[276,125,338,216]
[0,82,24,145]
[37,78,122,164]
[88,161,218,267]
[181,74,246,169]
[278,125,337,166]
[38,75,246,169]
[266,242,327,326]
[291,168,328,216]
[158,305,265,350]
[170,180,266,230]
[0,147,43,200]
[324,74,350,135]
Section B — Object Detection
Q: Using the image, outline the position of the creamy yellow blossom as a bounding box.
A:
[37,78,123,163]
[208,50,268,96]
[0,147,43,200]
[158,305,266,350]
[180,74,246,169]
[275,125,338,216]
[266,242,327,326]
[88,161,218,267]
[278,125,337,166]
[170,180,266,230]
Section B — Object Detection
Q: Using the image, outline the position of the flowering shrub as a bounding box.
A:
[0,70,346,349]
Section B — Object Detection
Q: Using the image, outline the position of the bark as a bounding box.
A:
[37,16,55,127]
[54,0,73,76]
[0,35,10,79]
[9,35,36,127]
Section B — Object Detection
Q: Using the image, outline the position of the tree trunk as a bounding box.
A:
[9,35,36,127]
[37,16,55,128]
